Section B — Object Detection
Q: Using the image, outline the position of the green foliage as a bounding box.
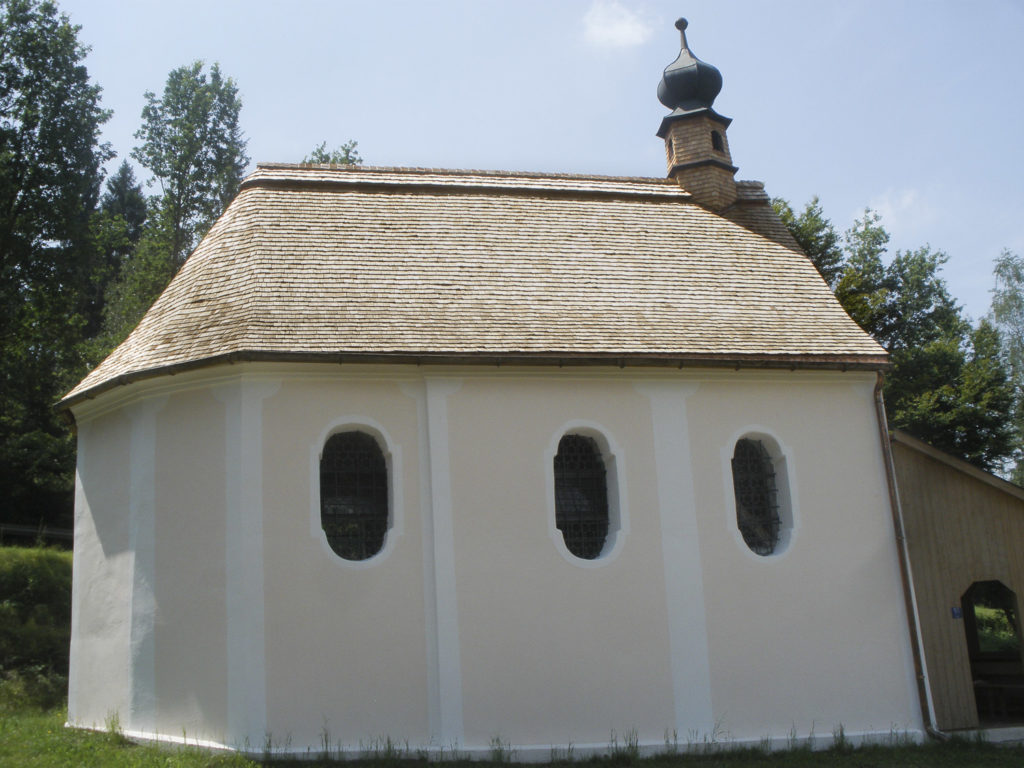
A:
[101,161,148,243]
[77,162,149,345]
[0,546,72,675]
[132,60,249,267]
[992,250,1024,374]
[774,197,1018,473]
[833,210,891,339]
[886,320,1015,471]
[94,61,250,349]
[973,604,1020,656]
[96,204,177,351]
[0,0,112,529]
[304,140,362,166]
[0,666,67,713]
[771,196,844,288]
[989,249,1024,482]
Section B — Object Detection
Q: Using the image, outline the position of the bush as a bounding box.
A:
[0,666,68,713]
[0,546,72,675]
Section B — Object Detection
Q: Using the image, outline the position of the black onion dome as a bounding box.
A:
[657,18,723,112]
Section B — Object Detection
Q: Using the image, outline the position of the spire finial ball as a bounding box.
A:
[675,18,688,32]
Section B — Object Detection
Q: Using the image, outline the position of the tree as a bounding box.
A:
[304,140,362,165]
[98,205,175,348]
[771,196,844,288]
[991,250,1024,382]
[0,0,112,527]
[79,161,147,342]
[833,209,890,337]
[776,198,1017,473]
[100,160,147,242]
[97,62,249,347]
[131,60,248,266]
[989,249,1024,481]
[886,319,1015,471]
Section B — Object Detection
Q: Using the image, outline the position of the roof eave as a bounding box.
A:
[57,350,890,415]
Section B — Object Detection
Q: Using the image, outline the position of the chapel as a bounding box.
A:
[62,19,924,755]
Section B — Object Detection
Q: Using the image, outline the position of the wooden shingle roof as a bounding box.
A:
[61,163,886,408]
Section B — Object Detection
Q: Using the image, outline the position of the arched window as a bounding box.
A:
[553,434,609,560]
[320,430,389,561]
[731,438,780,556]
[711,130,724,152]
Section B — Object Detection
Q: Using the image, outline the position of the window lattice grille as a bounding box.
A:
[554,434,609,560]
[320,431,388,561]
[731,438,780,556]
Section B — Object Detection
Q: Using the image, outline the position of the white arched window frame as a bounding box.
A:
[721,426,799,560]
[309,416,403,569]
[545,421,629,568]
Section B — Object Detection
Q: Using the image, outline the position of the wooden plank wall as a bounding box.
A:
[892,437,1024,730]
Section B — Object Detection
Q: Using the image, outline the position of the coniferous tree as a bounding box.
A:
[775,198,1017,473]
[100,61,249,347]
[100,160,147,242]
[0,0,112,527]
[81,162,147,342]
[771,196,844,288]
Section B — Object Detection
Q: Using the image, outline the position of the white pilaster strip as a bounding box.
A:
[127,396,167,734]
[635,382,713,736]
[401,381,442,740]
[67,426,88,725]
[217,378,280,749]
[424,378,464,746]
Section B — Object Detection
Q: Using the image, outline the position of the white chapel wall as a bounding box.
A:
[152,389,229,740]
[686,373,920,740]
[260,375,432,748]
[68,410,134,729]
[68,363,922,752]
[446,376,676,747]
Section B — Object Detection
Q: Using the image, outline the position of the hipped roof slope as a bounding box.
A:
[62,163,886,408]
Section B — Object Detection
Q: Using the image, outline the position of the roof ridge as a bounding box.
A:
[255,162,686,186]
[245,164,697,201]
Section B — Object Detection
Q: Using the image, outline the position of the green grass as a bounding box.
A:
[4,545,1024,767]
[4,699,1024,768]
[0,706,257,767]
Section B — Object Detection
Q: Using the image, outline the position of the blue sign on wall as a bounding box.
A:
[951,606,963,619]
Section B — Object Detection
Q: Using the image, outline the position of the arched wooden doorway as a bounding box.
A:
[962,580,1024,722]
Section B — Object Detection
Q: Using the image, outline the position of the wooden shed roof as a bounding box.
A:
[61,163,886,408]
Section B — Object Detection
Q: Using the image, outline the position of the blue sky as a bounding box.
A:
[60,0,1024,321]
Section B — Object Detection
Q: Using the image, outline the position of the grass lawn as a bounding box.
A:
[4,704,1024,768]
[0,706,255,767]
[4,545,1024,766]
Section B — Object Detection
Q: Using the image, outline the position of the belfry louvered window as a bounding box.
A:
[554,434,609,560]
[320,430,389,561]
[731,438,780,556]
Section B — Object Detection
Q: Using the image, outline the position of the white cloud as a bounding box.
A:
[864,187,940,248]
[583,0,652,48]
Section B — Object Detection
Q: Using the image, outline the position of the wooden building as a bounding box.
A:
[892,430,1024,730]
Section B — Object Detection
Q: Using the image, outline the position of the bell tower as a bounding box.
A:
[656,19,738,210]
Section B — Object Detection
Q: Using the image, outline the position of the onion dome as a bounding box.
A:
[657,18,723,113]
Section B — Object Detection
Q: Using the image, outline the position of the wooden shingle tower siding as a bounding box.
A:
[656,18,738,210]
[60,166,883,409]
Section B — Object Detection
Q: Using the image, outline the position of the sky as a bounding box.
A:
[58,0,1024,322]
